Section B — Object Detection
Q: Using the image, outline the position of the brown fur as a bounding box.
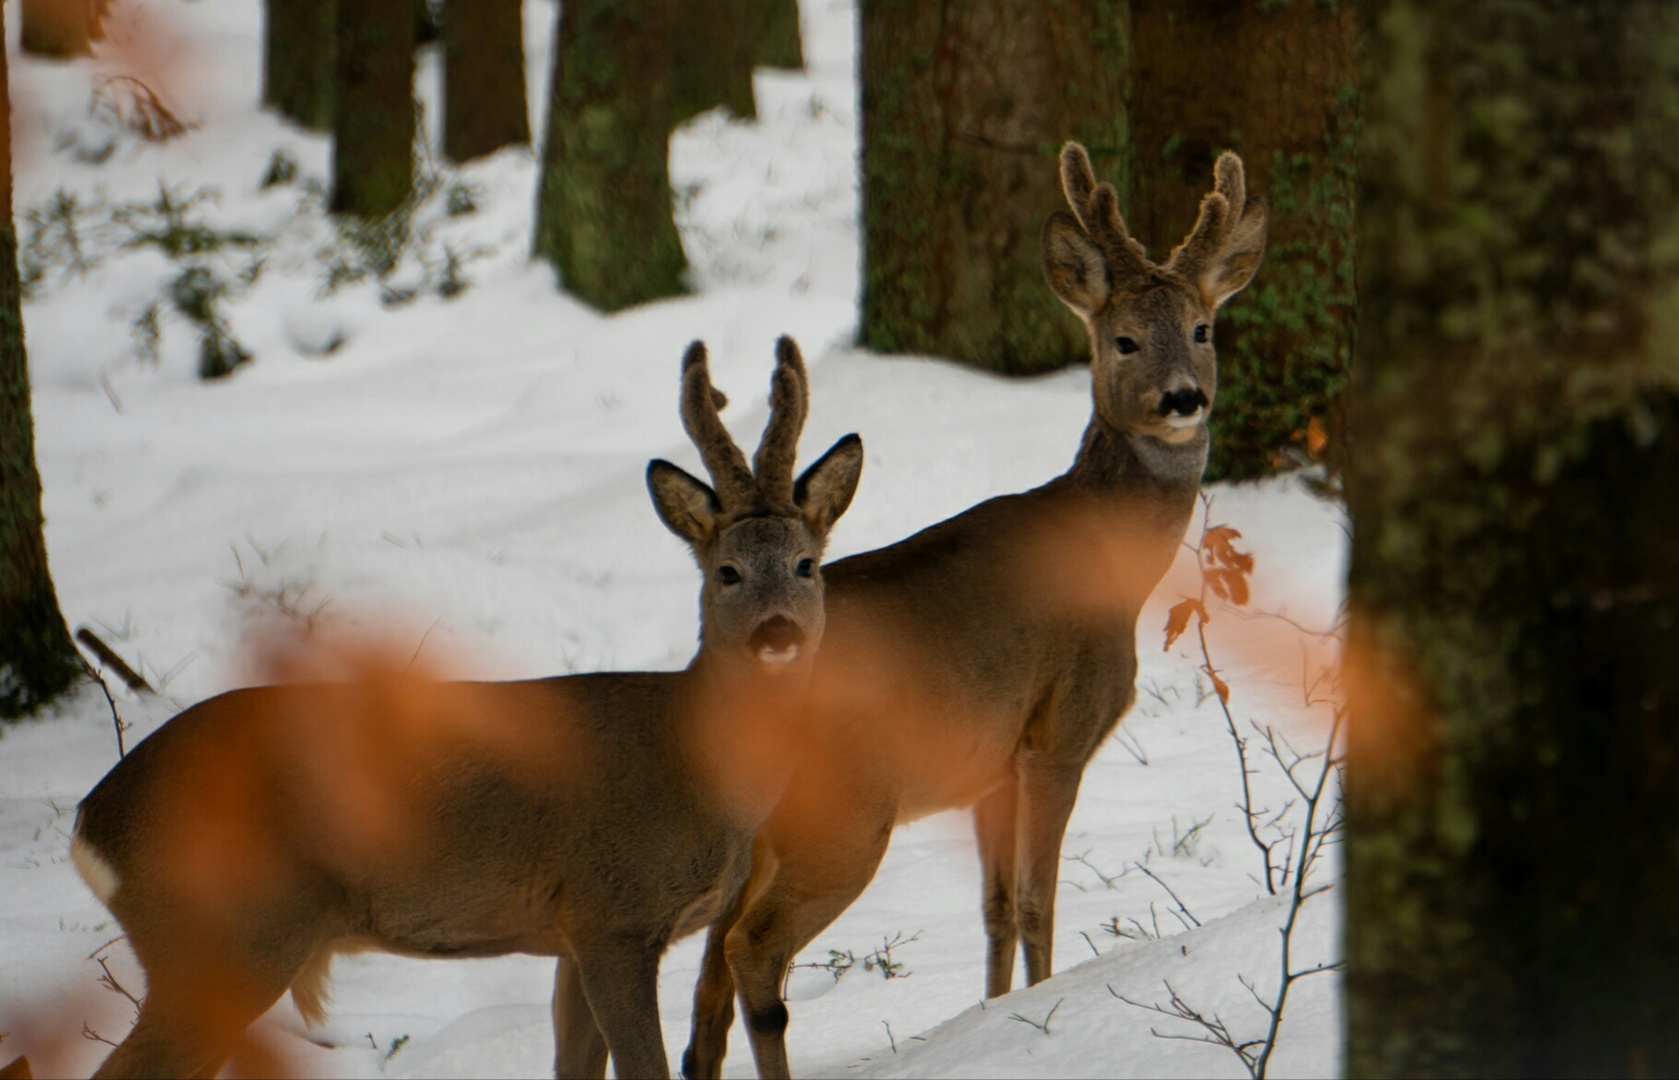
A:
[72,339,864,1080]
[681,146,1269,1080]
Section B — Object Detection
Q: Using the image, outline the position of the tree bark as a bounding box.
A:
[263,0,337,131]
[20,0,101,58]
[1345,2,1679,1075]
[670,0,756,123]
[330,0,416,218]
[441,0,530,162]
[859,0,1129,375]
[1128,0,1357,482]
[749,0,803,70]
[533,0,687,313]
[0,2,82,720]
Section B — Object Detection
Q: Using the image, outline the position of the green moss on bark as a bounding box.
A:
[263,0,336,131]
[859,0,1128,375]
[330,0,416,219]
[749,0,804,70]
[533,0,687,313]
[1346,2,1679,1074]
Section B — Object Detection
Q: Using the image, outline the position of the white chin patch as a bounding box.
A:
[758,645,800,666]
[1164,409,1204,430]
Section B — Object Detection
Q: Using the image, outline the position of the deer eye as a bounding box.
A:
[796,558,815,578]
[1115,336,1139,355]
[1194,324,1210,344]
[718,565,742,586]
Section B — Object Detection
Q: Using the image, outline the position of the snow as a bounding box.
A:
[0,0,1347,1076]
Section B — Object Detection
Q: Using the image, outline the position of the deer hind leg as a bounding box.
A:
[684,838,776,1080]
[553,956,608,1080]
[569,932,669,1080]
[973,779,1021,998]
[725,814,893,1080]
[1014,754,1086,987]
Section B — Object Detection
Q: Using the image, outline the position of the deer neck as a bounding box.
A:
[682,654,805,827]
[1064,414,1208,501]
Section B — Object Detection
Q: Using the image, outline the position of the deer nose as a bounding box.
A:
[1157,388,1208,417]
[749,616,806,666]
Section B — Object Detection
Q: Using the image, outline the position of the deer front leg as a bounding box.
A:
[553,956,608,1080]
[973,779,1020,998]
[1014,754,1084,987]
[571,933,670,1080]
[724,814,893,1080]
[684,838,776,1080]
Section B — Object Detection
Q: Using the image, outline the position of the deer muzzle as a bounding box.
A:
[749,616,806,667]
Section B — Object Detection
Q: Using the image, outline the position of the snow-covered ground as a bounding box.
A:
[0,1,1347,1076]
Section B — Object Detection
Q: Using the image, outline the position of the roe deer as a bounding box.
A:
[683,144,1267,1079]
[70,337,864,1080]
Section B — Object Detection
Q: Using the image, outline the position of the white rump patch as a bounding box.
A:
[72,834,121,904]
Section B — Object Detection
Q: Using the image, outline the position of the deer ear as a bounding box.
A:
[793,434,864,539]
[1199,200,1268,309]
[1042,211,1109,319]
[647,459,720,546]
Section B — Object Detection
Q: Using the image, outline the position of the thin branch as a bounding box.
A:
[1132,863,1201,928]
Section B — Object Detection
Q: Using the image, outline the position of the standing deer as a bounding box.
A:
[70,337,864,1080]
[683,144,1266,1079]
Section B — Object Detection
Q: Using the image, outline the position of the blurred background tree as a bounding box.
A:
[441,0,530,162]
[331,0,416,217]
[264,0,336,131]
[21,0,106,58]
[671,0,757,124]
[857,0,1128,378]
[0,1,84,719]
[1345,1,1679,1074]
[750,0,804,69]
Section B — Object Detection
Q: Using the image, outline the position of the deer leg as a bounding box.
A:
[1014,755,1085,987]
[553,956,609,1080]
[973,779,1020,998]
[684,836,776,1080]
[571,933,670,1080]
[725,815,893,1080]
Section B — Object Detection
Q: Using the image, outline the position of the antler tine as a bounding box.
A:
[753,336,809,503]
[1167,151,1247,279]
[680,341,756,508]
[1063,141,1150,273]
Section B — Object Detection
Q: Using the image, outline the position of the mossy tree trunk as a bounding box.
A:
[330,0,416,218]
[671,0,756,123]
[441,0,529,163]
[1345,1,1679,1074]
[533,0,687,313]
[1128,0,1357,481]
[859,0,1128,375]
[0,3,82,720]
[263,0,337,131]
[749,0,803,70]
[20,0,102,58]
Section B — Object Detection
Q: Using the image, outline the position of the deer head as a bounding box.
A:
[1041,143,1267,446]
[648,337,863,678]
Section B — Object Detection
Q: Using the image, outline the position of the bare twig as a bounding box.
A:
[76,626,153,693]
[95,955,143,1021]
[82,1022,119,1048]
[1008,997,1064,1035]
[1132,863,1201,929]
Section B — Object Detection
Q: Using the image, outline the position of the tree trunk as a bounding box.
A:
[441,0,529,163]
[20,0,101,58]
[1128,0,1357,482]
[670,0,756,123]
[0,2,82,720]
[330,0,416,218]
[263,0,337,131]
[414,0,439,45]
[1345,2,1679,1075]
[858,0,1128,375]
[533,0,687,313]
[749,0,803,70]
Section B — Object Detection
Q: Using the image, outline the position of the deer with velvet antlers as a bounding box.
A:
[682,144,1266,1079]
[70,338,863,1080]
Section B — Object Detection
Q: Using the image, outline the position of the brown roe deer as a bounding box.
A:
[683,144,1267,1079]
[70,337,864,1080]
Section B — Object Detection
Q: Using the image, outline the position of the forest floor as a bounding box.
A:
[0,1,1345,1076]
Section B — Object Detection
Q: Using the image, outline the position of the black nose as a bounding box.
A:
[748,616,805,653]
[1157,388,1208,417]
